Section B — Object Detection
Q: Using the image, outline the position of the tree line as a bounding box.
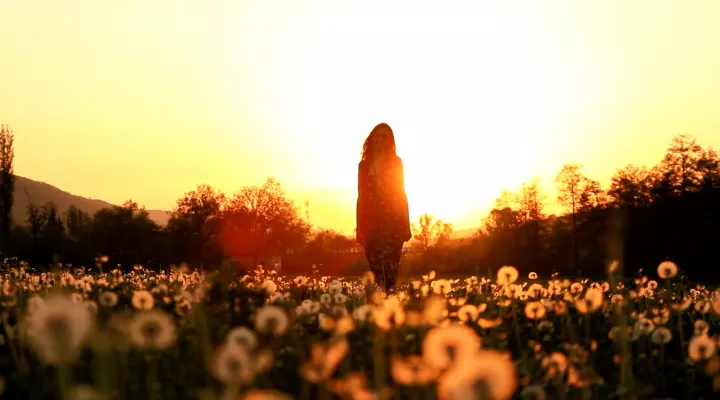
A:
[458,133,720,280]
[0,125,718,279]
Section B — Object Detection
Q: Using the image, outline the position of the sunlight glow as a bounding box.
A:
[1,0,719,232]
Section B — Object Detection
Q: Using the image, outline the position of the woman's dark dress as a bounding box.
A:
[356,156,412,290]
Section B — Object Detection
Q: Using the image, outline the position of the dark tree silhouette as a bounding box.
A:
[1,133,718,281]
[64,205,92,239]
[166,184,226,268]
[656,134,704,195]
[0,125,14,244]
[23,198,66,264]
[90,201,163,269]
[517,178,545,265]
[555,163,586,274]
[698,147,720,190]
[608,164,653,208]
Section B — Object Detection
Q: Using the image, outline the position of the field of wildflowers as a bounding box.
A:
[0,259,718,400]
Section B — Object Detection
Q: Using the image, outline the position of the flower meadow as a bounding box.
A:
[0,259,719,400]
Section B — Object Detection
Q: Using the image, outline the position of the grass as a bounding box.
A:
[0,259,718,399]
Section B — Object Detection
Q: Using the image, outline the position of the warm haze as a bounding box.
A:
[2,0,719,234]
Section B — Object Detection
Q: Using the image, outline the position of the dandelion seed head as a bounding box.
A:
[524,301,547,320]
[131,290,154,311]
[423,324,481,371]
[226,326,258,351]
[689,334,717,361]
[651,327,673,345]
[26,294,94,365]
[438,349,517,400]
[658,261,678,279]
[128,310,177,350]
[496,266,519,286]
[255,305,290,336]
[212,344,256,387]
[457,304,479,323]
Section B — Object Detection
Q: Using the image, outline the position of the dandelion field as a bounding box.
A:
[1,259,719,400]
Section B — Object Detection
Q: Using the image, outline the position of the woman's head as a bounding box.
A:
[361,123,397,162]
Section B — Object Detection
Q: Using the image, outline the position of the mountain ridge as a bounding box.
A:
[11,176,171,226]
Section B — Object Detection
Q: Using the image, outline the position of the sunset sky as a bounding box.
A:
[1,0,719,233]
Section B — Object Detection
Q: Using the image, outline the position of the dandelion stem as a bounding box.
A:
[584,313,591,345]
[373,329,386,391]
[93,348,116,398]
[57,364,72,400]
[2,313,27,373]
[301,378,310,400]
[610,267,634,399]
[677,310,690,396]
[191,301,214,383]
[147,352,158,400]
[511,304,527,366]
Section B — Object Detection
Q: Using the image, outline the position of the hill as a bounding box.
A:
[11,176,170,226]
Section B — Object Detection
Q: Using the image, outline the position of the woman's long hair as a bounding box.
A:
[360,123,397,166]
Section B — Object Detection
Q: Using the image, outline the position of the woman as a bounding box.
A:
[356,123,412,291]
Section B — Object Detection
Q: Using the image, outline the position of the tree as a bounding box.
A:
[26,201,46,244]
[63,205,93,264]
[166,184,226,267]
[305,229,356,253]
[40,203,65,241]
[555,163,587,273]
[171,184,225,225]
[219,177,310,264]
[608,164,653,208]
[91,201,162,269]
[517,178,545,223]
[494,189,517,210]
[412,213,453,251]
[478,192,524,271]
[303,199,311,225]
[579,178,608,211]
[24,199,65,264]
[698,147,720,191]
[0,124,15,241]
[482,207,522,235]
[517,178,546,262]
[655,134,704,195]
[65,205,92,239]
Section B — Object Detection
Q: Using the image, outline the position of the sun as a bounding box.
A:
[402,156,481,227]
[397,128,535,230]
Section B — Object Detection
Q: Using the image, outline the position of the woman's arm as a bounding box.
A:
[397,159,412,242]
[356,163,367,246]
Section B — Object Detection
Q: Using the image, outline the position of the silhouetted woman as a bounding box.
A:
[356,123,412,291]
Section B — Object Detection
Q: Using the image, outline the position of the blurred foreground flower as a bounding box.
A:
[212,344,257,387]
[240,389,294,400]
[391,355,438,385]
[68,384,105,400]
[423,324,481,371]
[128,310,177,350]
[25,293,94,365]
[437,350,517,400]
[300,337,349,383]
[254,305,290,336]
[657,261,678,279]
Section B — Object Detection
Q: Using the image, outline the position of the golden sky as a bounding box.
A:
[2,0,719,233]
